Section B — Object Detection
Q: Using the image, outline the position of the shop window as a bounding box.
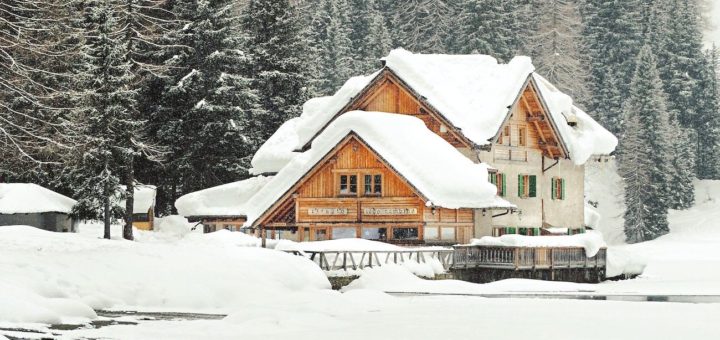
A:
[392,227,419,240]
[551,177,566,200]
[424,227,439,240]
[441,227,456,240]
[518,174,537,198]
[339,174,357,195]
[364,174,382,196]
[315,228,329,241]
[362,227,387,240]
[332,227,356,239]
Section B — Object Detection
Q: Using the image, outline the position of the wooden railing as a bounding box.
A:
[452,245,607,270]
[286,249,456,272]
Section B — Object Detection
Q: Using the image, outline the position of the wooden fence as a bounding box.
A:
[452,245,607,270]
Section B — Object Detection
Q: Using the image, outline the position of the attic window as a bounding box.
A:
[339,175,357,195]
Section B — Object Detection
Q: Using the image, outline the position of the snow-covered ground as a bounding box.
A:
[3,171,720,339]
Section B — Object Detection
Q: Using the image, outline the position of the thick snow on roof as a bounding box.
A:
[119,185,156,214]
[0,183,76,214]
[245,111,514,227]
[251,49,617,174]
[533,74,618,165]
[250,118,301,175]
[175,176,273,217]
[250,72,378,175]
[383,49,534,145]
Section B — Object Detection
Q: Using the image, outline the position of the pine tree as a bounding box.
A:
[694,47,720,179]
[657,0,705,128]
[620,46,674,243]
[388,0,456,54]
[242,0,309,141]
[348,0,391,74]
[582,0,643,136]
[668,124,696,209]
[527,0,590,106]
[304,0,354,95]
[65,0,167,239]
[67,0,134,239]
[150,0,262,210]
[455,0,525,61]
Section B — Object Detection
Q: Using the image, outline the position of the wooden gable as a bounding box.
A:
[255,134,426,227]
[297,137,416,199]
[497,80,568,159]
[300,69,473,151]
[350,72,469,148]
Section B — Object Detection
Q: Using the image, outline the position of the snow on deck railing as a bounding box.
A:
[452,245,607,270]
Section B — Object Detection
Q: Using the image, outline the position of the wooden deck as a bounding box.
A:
[452,245,607,270]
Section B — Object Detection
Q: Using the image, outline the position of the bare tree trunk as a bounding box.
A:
[123,155,135,240]
[103,194,111,239]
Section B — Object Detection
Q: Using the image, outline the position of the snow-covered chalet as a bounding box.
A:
[176,49,617,245]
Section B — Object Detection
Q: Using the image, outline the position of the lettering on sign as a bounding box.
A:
[308,207,349,216]
[363,207,418,215]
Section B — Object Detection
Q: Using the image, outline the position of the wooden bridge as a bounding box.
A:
[290,249,456,271]
[287,245,605,275]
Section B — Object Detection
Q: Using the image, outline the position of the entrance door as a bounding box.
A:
[313,227,330,241]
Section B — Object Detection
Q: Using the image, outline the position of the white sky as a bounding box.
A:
[704,0,720,47]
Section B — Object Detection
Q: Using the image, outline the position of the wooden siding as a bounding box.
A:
[353,76,467,147]
[297,139,416,198]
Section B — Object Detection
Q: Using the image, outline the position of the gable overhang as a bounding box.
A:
[298,68,477,152]
[253,132,433,227]
[488,74,571,159]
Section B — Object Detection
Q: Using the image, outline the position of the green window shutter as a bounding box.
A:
[501,174,506,197]
[518,175,524,197]
[489,173,495,185]
[529,175,537,197]
[561,178,566,200]
[551,178,556,200]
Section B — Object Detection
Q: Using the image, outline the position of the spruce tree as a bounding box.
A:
[620,46,674,243]
[348,0,391,75]
[304,0,354,95]
[67,0,134,239]
[242,0,309,141]
[151,0,262,208]
[694,47,720,179]
[455,0,525,61]
[582,0,643,136]
[388,0,456,54]
[527,0,590,106]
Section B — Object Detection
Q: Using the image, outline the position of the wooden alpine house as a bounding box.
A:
[179,49,617,246]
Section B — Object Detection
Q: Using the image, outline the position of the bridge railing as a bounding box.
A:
[286,249,456,272]
[452,245,607,270]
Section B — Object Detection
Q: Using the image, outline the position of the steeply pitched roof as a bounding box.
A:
[244,111,514,227]
[250,49,617,175]
[0,183,76,214]
[175,176,273,218]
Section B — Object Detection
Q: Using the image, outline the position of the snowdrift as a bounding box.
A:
[0,225,329,323]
